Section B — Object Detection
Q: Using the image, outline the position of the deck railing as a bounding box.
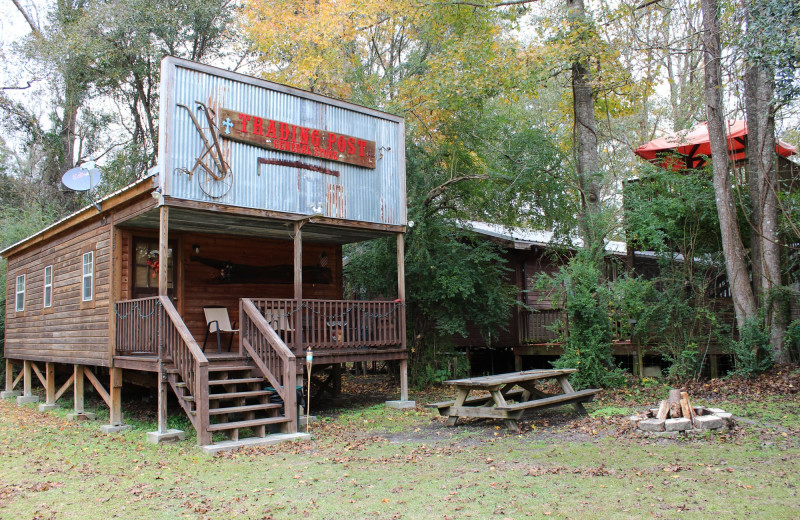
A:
[523,308,564,343]
[250,298,405,352]
[240,298,297,433]
[114,297,163,355]
[115,296,210,445]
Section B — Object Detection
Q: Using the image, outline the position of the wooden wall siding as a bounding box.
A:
[119,230,343,344]
[4,218,112,366]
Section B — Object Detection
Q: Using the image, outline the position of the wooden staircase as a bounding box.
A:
[167,354,293,442]
[115,296,302,450]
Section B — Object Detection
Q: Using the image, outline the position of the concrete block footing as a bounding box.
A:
[201,433,311,455]
[16,395,40,406]
[298,415,317,428]
[386,400,416,409]
[100,424,133,434]
[66,412,97,421]
[146,429,186,444]
[1,391,22,398]
[38,403,59,412]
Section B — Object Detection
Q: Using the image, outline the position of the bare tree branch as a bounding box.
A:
[424,174,490,207]
[11,0,40,35]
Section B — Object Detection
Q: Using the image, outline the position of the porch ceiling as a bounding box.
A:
[118,206,397,244]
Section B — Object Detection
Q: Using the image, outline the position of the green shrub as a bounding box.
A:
[727,317,773,377]
[545,253,625,389]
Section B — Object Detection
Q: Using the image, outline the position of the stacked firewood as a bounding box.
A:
[655,389,695,421]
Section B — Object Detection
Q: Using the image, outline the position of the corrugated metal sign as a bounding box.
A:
[157,57,406,226]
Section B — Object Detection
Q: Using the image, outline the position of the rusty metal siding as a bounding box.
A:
[158,57,406,226]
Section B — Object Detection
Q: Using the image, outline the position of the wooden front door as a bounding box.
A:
[132,237,177,299]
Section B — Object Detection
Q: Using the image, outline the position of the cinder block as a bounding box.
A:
[146,429,185,444]
[66,412,97,421]
[665,418,692,431]
[638,418,665,432]
[385,400,416,409]
[694,415,724,430]
[100,424,133,434]
[38,403,59,412]
[16,395,40,406]
[0,391,22,398]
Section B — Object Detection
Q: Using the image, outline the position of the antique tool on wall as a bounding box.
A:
[176,102,232,198]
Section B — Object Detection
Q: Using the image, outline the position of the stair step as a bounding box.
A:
[208,365,253,373]
[209,390,273,400]
[209,403,282,416]
[207,416,290,432]
[209,377,265,386]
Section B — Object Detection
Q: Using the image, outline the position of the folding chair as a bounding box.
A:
[203,306,239,353]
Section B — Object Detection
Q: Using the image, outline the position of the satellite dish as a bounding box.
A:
[62,166,102,192]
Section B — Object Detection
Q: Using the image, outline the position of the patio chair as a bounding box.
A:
[203,306,239,353]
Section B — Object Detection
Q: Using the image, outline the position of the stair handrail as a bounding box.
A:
[158,296,210,445]
[240,298,297,433]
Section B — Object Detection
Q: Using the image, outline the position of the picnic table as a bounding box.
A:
[428,369,599,431]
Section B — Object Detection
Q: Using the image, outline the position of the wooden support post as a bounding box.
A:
[157,371,168,434]
[2,360,21,398]
[74,365,85,414]
[109,368,123,426]
[397,233,408,401]
[38,362,59,410]
[23,360,32,396]
[5,360,13,392]
[293,221,303,353]
[45,362,56,405]
[16,360,39,404]
[158,206,169,297]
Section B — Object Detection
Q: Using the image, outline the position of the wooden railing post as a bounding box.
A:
[195,360,210,445]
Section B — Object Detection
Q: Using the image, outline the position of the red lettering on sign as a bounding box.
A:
[328,133,337,151]
[347,137,356,155]
[253,117,264,136]
[311,130,320,147]
[291,125,297,142]
[358,140,366,157]
[266,120,276,139]
[337,135,347,153]
[280,123,290,141]
[299,127,309,144]
[238,113,251,133]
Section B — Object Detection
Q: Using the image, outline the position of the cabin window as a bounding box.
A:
[15,274,25,312]
[82,251,94,301]
[132,238,175,299]
[43,265,53,308]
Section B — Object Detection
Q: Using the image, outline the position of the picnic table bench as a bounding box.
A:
[427,369,599,431]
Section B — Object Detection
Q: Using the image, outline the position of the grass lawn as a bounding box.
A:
[1,368,799,519]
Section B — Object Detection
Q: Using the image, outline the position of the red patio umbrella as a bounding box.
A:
[634,120,796,171]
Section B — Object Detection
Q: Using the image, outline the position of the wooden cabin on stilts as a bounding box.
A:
[2,57,411,451]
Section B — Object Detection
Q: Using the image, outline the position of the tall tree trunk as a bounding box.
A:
[744,54,787,363]
[568,0,602,253]
[701,0,757,332]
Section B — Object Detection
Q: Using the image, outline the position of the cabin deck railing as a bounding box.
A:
[522,308,564,343]
[114,297,163,356]
[115,296,210,445]
[239,298,297,433]
[250,298,405,352]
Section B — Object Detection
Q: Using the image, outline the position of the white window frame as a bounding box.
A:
[82,251,94,301]
[15,274,25,312]
[43,265,53,308]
